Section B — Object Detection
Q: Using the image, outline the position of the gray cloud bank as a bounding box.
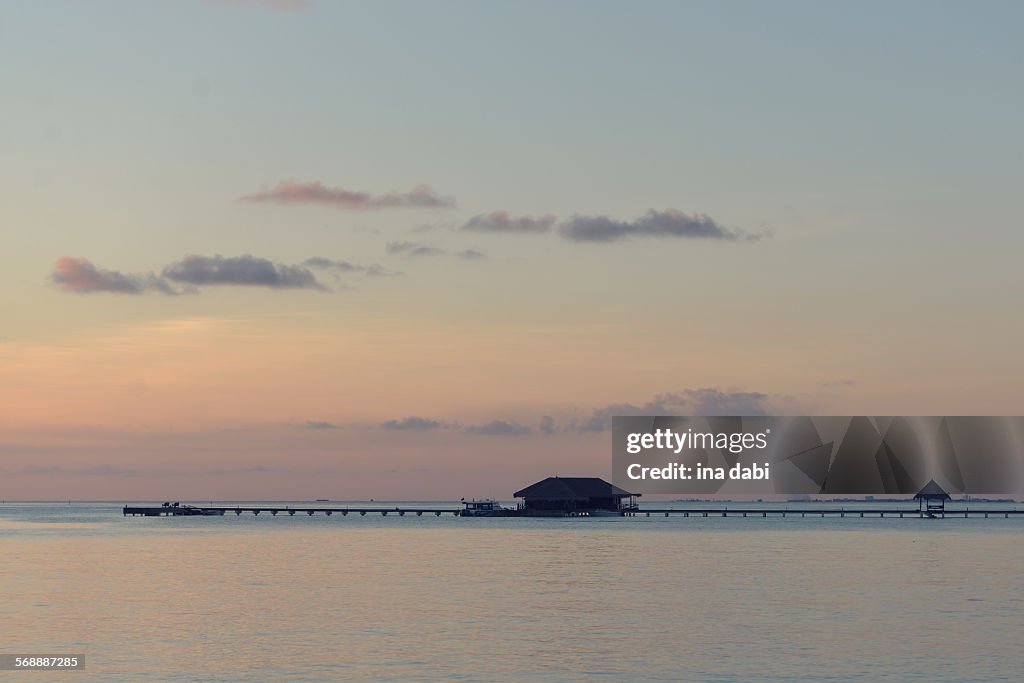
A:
[464,420,531,436]
[371,390,776,438]
[52,254,395,295]
[305,421,340,430]
[560,209,749,242]
[381,416,444,431]
[457,209,762,243]
[162,254,323,290]
[573,389,775,433]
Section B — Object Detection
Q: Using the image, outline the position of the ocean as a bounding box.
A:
[2,502,1022,682]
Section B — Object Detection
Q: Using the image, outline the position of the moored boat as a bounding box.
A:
[458,499,513,517]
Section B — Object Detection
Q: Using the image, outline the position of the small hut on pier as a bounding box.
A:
[914,480,951,516]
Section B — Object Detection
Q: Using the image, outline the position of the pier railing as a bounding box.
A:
[123,504,1022,519]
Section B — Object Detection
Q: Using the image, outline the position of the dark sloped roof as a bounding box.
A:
[513,476,639,499]
[914,479,952,499]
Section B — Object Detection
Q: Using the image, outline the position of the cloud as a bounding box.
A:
[539,416,557,434]
[302,257,362,272]
[52,254,403,296]
[573,388,775,433]
[819,379,857,389]
[682,388,775,415]
[305,421,340,430]
[241,181,455,210]
[303,257,401,277]
[381,416,443,431]
[462,211,556,234]
[410,222,452,234]
[560,209,756,243]
[384,243,488,261]
[51,257,178,295]
[365,264,402,276]
[385,241,445,257]
[162,254,325,290]
[464,420,531,436]
[455,208,761,244]
[15,463,278,477]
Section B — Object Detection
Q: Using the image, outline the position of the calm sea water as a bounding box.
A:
[1,502,1022,682]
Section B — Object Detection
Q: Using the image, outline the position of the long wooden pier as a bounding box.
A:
[124,504,1022,519]
[123,505,461,517]
[627,508,1024,519]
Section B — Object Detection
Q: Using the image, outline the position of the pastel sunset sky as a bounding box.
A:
[2,1,1022,499]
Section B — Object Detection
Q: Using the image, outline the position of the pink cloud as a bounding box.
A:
[50,257,175,295]
[241,181,455,210]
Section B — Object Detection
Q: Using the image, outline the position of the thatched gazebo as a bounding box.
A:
[914,479,951,517]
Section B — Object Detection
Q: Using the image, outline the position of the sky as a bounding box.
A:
[1,0,1022,499]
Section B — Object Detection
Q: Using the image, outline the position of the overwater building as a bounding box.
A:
[513,476,640,516]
